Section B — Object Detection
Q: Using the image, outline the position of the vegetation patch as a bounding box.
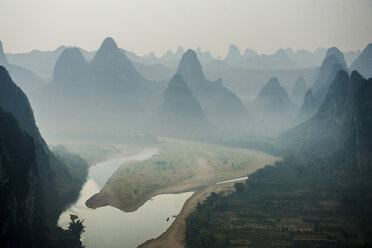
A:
[87,139,278,211]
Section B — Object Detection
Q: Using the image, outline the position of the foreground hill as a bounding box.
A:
[279,70,372,169]
[0,107,38,247]
[0,66,88,247]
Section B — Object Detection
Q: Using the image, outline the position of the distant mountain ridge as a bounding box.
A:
[0,41,45,94]
[38,37,156,113]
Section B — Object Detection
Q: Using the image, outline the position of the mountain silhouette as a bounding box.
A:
[176,49,245,120]
[279,70,372,169]
[0,106,38,246]
[297,47,348,120]
[159,74,207,133]
[53,47,88,84]
[251,77,296,115]
[0,65,83,221]
[0,41,45,94]
[291,76,308,105]
[224,44,242,66]
[350,43,372,79]
[90,37,148,93]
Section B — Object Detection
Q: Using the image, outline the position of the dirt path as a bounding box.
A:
[138,181,237,248]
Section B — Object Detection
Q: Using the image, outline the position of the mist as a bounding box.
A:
[1,1,372,248]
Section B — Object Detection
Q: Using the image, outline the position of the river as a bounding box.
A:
[57,147,194,248]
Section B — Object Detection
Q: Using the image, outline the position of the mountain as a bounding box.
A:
[298,47,348,120]
[6,45,66,80]
[53,47,89,84]
[42,37,152,106]
[284,48,321,68]
[250,77,296,115]
[223,46,299,70]
[344,72,372,170]
[312,47,348,92]
[159,74,206,133]
[279,70,372,167]
[203,60,235,72]
[161,74,205,118]
[344,50,361,67]
[90,37,148,93]
[0,66,64,219]
[0,66,88,246]
[296,89,317,123]
[6,45,95,81]
[141,52,160,65]
[196,47,215,65]
[33,37,165,140]
[158,46,184,67]
[133,62,175,81]
[243,48,258,58]
[291,76,307,105]
[0,107,38,247]
[224,44,242,66]
[0,41,45,94]
[246,77,296,136]
[244,49,299,70]
[176,49,245,120]
[350,43,372,79]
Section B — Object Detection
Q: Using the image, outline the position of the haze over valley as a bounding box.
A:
[1,1,372,247]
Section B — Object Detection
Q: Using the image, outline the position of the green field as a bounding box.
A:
[89,138,278,211]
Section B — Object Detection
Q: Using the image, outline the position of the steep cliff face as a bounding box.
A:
[298,89,316,119]
[0,66,88,247]
[279,70,372,170]
[344,74,372,171]
[298,47,348,120]
[0,108,38,247]
[0,65,86,221]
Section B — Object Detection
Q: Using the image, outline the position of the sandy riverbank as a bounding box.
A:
[138,181,239,248]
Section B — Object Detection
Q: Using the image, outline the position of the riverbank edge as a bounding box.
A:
[137,181,240,248]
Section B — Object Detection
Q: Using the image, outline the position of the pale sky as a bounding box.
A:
[0,0,371,57]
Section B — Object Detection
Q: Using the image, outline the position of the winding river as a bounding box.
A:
[57,148,194,248]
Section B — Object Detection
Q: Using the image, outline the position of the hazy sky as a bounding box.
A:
[1,0,371,57]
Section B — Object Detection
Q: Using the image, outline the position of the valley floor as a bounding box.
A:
[85,137,278,212]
